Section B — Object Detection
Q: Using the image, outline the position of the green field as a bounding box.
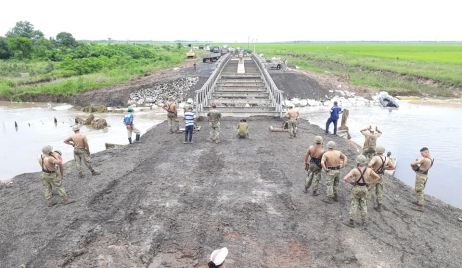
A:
[253,42,462,97]
[0,43,184,100]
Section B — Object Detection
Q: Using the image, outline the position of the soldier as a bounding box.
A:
[207,104,222,143]
[64,125,100,178]
[285,105,299,138]
[237,119,249,138]
[38,145,73,207]
[360,125,382,159]
[343,155,380,227]
[411,147,434,212]
[321,141,348,203]
[123,106,141,144]
[163,97,179,133]
[368,145,395,211]
[303,136,324,196]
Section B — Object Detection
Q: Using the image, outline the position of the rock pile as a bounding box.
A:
[128,76,199,105]
[75,114,109,130]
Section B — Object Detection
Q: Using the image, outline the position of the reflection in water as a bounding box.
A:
[0,102,165,181]
[300,101,462,208]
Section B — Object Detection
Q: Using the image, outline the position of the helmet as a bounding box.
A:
[128,106,134,112]
[72,125,80,132]
[42,145,53,155]
[314,136,323,144]
[356,154,368,165]
[327,141,336,149]
[376,145,385,154]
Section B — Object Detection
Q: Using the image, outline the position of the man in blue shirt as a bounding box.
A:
[325,101,343,135]
[123,107,141,144]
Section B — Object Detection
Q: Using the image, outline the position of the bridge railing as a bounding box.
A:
[252,53,285,117]
[195,53,231,114]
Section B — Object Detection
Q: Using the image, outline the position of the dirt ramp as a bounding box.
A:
[1,119,461,267]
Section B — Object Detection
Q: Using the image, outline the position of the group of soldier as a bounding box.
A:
[38,99,434,223]
[39,125,100,207]
[303,124,433,228]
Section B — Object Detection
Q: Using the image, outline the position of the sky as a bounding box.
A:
[1,0,462,42]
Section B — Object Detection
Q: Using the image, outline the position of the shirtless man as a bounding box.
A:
[38,145,73,207]
[411,147,434,212]
[321,141,348,203]
[343,155,380,227]
[368,145,395,211]
[304,136,325,196]
[64,125,100,178]
[163,97,179,134]
[360,125,382,159]
[285,105,299,138]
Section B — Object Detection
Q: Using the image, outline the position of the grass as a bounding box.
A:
[250,42,462,97]
[0,44,185,100]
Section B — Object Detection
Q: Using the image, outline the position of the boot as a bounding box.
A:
[361,219,368,227]
[322,197,334,204]
[91,170,101,176]
[412,205,424,212]
[333,194,338,202]
[135,134,140,142]
[344,219,355,228]
[47,199,56,207]
[312,190,319,196]
[62,197,75,205]
[374,204,382,212]
[128,137,132,144]
[78,171,84,178]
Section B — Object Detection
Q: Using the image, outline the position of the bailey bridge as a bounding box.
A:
[195,53,285,117]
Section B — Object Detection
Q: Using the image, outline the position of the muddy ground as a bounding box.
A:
[269,69,376,101]
[1,118,461,267]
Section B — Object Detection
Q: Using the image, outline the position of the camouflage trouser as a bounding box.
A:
[288,119,297,138]
[167,116,179,133]
[349,185,368,222]
[74,148,94,173]
[363,147,376,160]
[41,171,67,200]
[305,168,321,192]
[368,175,384,206]
[209,122,221,142]
[326,169,340,198]
[127,125,140,138]
[415,173,428,206]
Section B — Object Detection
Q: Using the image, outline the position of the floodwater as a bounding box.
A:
[300,100,462,209]
[0,102,164,181]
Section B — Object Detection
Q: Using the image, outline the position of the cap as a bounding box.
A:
[375,145,385,154]
[72,125,80,132]
[128,106,134,112]
[356,154,368,165]
[210,247,228,266]
[420,147,429,152]
[314,136,323,144]
[42,145,53,154]
[327,141,336,149]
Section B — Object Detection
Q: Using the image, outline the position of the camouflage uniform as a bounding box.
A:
[42,171,67,200]
[326,169,340,199]
[207,109,222,142]
[305,165,322,192]
[288,119,297,138]
[415,172,428,206]
[74,148,96,174]
[349,185,368,222]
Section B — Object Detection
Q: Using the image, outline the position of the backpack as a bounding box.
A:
[123,114,133,125]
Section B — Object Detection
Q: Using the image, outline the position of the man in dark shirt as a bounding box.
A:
[325,101,343,135]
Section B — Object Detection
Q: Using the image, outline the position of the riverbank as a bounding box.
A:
[1,118,461,267]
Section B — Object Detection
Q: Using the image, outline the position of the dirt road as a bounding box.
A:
[1,118,461,267]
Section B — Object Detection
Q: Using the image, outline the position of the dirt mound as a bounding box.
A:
[1,118,461,267]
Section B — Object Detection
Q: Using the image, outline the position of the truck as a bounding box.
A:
[202,52,221,63]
